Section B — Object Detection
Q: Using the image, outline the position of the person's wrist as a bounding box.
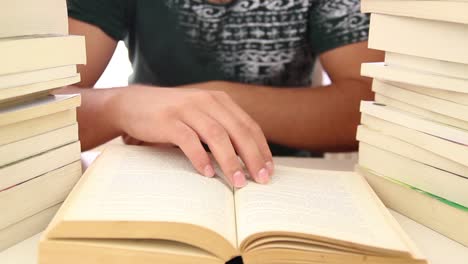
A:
[105,86,133,135]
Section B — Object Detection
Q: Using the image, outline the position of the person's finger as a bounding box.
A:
[201,91,270,184]
[122,134,143,145]
[213,91,274,175]
[181,109,247,188]
[169,121,215,177]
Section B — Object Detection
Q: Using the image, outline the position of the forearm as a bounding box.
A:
[55,86,125,151]
[192,80,373,152]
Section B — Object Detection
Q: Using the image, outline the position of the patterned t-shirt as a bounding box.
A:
[68,0,369,87]
[68,0,370,156]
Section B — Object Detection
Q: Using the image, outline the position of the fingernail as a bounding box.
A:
[257,168,270,184]
[265,161,274,174]
[204,165,215,177]
[233,171,247,188]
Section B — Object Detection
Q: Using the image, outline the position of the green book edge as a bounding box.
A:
[370,168,468,212]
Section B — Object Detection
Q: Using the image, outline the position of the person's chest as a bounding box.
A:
[129,0,317,86]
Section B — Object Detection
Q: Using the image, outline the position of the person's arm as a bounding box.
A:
[59,18,273,188]
[180,42,384,152]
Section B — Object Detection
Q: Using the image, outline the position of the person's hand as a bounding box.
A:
[108,85,274,188]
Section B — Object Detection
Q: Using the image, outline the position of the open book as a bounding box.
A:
[39,146,426,264]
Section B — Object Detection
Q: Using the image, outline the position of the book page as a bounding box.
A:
[61,146,237,248]
[234,166,409,254]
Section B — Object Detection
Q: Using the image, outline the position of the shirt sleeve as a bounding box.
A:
[308,0,370,54]
[67,0,132,41]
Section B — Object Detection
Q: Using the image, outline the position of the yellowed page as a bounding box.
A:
[61,146,237,248]
[234,166,410,254]
[39,238,223,264]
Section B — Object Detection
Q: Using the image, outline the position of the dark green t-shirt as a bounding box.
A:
[68,0,369,156]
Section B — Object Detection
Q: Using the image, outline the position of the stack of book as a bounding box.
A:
[0,0,86,250]
[356,0,468,247]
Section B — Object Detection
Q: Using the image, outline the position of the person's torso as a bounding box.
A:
[127,0,318,88]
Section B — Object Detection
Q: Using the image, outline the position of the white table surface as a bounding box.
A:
[1,153,467,264]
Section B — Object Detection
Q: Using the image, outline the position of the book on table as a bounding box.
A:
[383,52,468,80]
[0,94,82,252]
[378,81,468,107]
[0,162,81,251]
[0,69,80,103]
[360,113,468,167]
[0,65,77,90]
[0,0,68,38]
[358,142,468,208]
[367,13,468,64]
[0,108,76,146]
[0,35,86,76]
[0,161,82,230]
[356,166,468,247]
[0,141,81,191]
[371,79,468,123]
[370,80,468,130]
[0,119,81,251]
[0,94,81,128]
[356,125,468,178]
[361,62,468,93]
[374,94,468,131]
[359,101,468,146]
[356,117,468,247]
[360,0,468,25]
[0,124,78,167]
[0,204,62,251]
[39,145,426,264]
